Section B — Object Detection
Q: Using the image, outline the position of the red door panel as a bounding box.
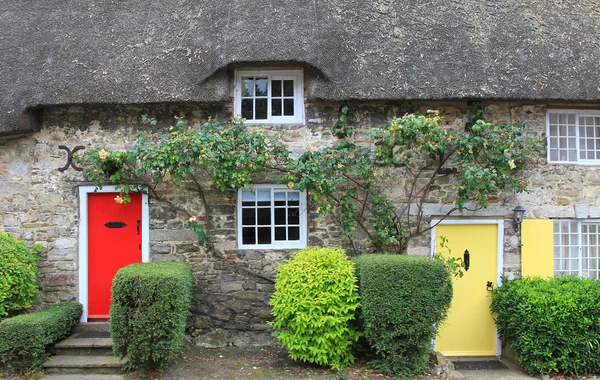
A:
[88,192,142,318]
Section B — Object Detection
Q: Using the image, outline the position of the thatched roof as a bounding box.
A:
[1,0,599,135]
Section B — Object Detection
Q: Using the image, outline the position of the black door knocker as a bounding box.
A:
[463,249,470,271]
[486,281,494,291]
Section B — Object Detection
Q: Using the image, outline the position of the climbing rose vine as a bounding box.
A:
[80,111,543,253]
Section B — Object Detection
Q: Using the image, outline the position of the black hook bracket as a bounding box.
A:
[58,145,85,172]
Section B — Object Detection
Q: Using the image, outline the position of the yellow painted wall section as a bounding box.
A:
[521,219,554,278]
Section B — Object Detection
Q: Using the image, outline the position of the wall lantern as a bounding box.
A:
[513,205,526,233]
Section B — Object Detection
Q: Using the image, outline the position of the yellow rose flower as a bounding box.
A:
[189,216,197,223]
[98,149,108,162]
[114,195,124,204]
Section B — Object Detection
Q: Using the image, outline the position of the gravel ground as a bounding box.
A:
[126,345,442,380]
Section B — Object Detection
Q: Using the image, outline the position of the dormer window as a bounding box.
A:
[234,70,304,124]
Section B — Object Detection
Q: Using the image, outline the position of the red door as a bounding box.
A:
[88,192,142,318]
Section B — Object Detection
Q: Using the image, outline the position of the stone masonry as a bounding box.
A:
[0,99,597,346]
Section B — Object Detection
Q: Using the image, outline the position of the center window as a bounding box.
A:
[237,185,307,249]
[234,70,304,124]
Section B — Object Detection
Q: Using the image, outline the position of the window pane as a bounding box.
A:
[241,99,253,119]
[255,78,268,96]
[568,114,576,124]
[242,208,255,226]
[255,99,267,119]
[274,208,286,225]
[275,227,286,241]
[272,80,282,97]
[549,114,557,124]
[283,80,294,96]
[568,150,577,161]
[242,189,255,202]
[559,114,567,124]
[284,99,294,116]
[242,227,256,245]
[242,78,254,97]
[257,227,271,244]
[272,99,282,116]
[288,227,300,241]
[288,208,300,225]
[257,208,271,225]
[257,189,270,201]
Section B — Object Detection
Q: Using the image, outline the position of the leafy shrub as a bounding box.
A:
[269,247,361,370]
[0,301,82,373]
[355,254,453,377]
[0,232,41,318]
[110,262,193,370]
[491,276,600,376]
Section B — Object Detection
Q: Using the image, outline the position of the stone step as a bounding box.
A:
[55,332,114,356]
[72,322,110,333]
[43,355,127,375]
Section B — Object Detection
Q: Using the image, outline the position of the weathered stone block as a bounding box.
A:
[193,316,212,329]
[221,282,243,293]
[151,242,171,254]
[235,292,266,302]
[252,308,273,319]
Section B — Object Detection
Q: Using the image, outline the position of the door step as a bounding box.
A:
[42,323,128,378]
[72,321,110,333]
[54,332,114,356]
[43,355,128,375]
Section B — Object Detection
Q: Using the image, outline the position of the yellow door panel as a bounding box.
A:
[521,220,554,278]
[435,224,498,356]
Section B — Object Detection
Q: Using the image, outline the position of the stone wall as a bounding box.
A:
[0,99,596,346]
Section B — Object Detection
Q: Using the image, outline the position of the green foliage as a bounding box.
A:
[0,232,41,319]
[332,105,354,138]
[491,276,600,376]
[433,236,466,278]
[110,262,193,370]
[269,247,361,370]
[80,117,289,245]
[0,301,82,374]
[80,111,542,253]
[354,254,453,377]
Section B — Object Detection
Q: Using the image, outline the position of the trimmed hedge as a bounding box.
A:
[0,232,41,319]
[269,247,361,370]
[355,254,453,377]
[110,262,193,370]
[491,276,600,376]
[0,301,82,373]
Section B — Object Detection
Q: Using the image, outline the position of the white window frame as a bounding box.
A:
[237,184,307,250]
[547,109,600,164]
[234,70,304,124]
[554,220,600,279]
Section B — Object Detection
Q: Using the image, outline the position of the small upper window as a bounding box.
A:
[547,110,600,164]
[234,70,304,124]
[237,185,307,249]
[554,220,600,279]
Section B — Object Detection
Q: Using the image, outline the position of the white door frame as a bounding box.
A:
[430,218,504,356]
[78,185,150,322]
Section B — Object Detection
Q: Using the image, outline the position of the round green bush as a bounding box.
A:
[0,232,41,319]
[269,247,361,370]
[491,276,600,376]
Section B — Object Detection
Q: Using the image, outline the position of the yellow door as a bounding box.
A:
[435,223,498,356]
